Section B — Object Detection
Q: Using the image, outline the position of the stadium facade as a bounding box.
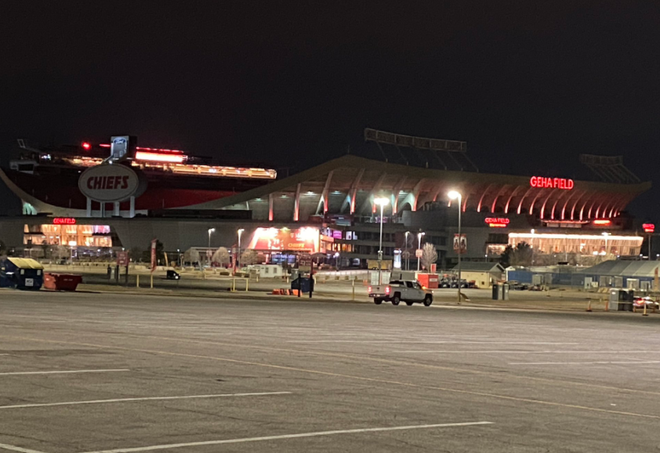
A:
[0,131,651,268]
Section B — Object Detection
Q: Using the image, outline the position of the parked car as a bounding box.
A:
[509,281,529,291]
[368,280,433,306]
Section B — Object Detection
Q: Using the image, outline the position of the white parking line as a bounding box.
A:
[0,369,130,376]
[289,340,578,344]
[509,361,660,366]
[397,350,658,354]
[0,442,47,453]
[80,421,494,453]
[0,392,291,410]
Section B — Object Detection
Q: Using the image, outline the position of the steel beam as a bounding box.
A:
[293,183,302,221]
[477,184,496,213]
[391,176,408,214]
[341,169,364,214]
[516,186,536,215]
[491,185,510,214]
[316,171,334,215]
[359,173,388,214]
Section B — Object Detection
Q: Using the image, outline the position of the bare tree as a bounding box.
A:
[212,247,230,266]
[421,243,438,270]
[240,250,260,266]
[183,248,201,266]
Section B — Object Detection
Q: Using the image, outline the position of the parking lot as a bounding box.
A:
[1,290,659,452]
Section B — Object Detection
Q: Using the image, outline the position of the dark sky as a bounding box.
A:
[1,1,659,219]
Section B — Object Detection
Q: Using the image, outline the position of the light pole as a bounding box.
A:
[374,197,389,284]
[237,228,245,268]
[417,231,425,271]
[405,231,411,270]
[448,190,462,303]
[602,232,610,259]
[207,228,216,268]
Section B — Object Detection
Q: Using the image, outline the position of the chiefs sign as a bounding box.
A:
[78,164,141,202]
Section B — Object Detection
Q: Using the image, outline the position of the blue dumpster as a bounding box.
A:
[291,277,312,293]
[0,258,44,290]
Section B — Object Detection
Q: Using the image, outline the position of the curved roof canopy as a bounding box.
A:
[187,155,651,222]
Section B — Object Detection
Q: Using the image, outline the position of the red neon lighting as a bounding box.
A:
[530,176,574,190]
[643,223,655,233]
[134,151,186,163]
[593,219,611,225]
[81,142,92,150]
[53,218,76,225]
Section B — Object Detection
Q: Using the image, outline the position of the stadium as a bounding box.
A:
[0,130,651,269]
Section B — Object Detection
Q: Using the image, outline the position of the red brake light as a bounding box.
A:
[368,286,372,293]
[386,286,390,294]
[82,142,91,150]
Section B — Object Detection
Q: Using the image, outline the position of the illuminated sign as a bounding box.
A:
[530,176,574,190]
[248,227,320,253]
[485,217,510,228]
[643,223,655,233]
[53,218,76,225]
[592,219,612,226]
[78,164,142,202]
[134,151,186,163]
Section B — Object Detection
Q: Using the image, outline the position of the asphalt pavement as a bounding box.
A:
[1,290,659,452]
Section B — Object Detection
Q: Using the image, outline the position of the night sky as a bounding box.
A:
[2,1,659,219]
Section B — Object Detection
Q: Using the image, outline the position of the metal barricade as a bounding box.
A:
[231,278,249,292]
